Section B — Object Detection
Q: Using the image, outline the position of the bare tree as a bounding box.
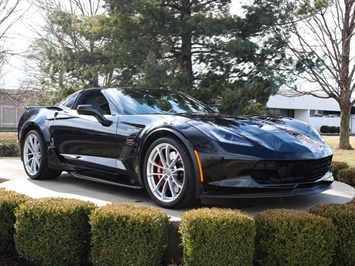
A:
[0,0,21,70]
[287,0,355,149]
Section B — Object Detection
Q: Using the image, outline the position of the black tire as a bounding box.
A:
[22,130,62,180]
[143,137,196,208]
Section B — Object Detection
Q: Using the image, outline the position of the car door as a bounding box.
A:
[49,91,131,174]
[50,108,120,171]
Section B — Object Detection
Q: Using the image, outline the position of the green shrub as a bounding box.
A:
[90,203,169,266]
[330,126,338,133]
[14,197,96,266]
[180,208,255,266]
[320,125,330,133]
[0,143,20,157]
[0,189,30,255]
[337,167,355,187]
[254,209,336,266]
[331,161,350,180]
[309,203,355,266]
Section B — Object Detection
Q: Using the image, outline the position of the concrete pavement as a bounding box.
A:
[1,158,354,220]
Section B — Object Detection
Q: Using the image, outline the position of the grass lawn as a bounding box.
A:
[1,132,354,167]
[322,135,355,168]
[0,132,18,144]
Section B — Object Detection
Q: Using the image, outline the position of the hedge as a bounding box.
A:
[14,197,96,266]
[0,143,20,157]
[331,161,350,180]
[320,125,340,134]
[90,203,169,266]
[0,193,352,265]
[337,167,355,187]
[180,208,255,266]
[254,209,337,266]
[309,203,355,266]
[0,189,29,255]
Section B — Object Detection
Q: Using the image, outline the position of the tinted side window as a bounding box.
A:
[57,91,80,109]
[83,93,111,115]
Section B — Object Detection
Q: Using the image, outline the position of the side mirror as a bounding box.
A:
[77,105,112,126]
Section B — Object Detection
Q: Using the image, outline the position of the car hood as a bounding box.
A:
[184,113,330,153]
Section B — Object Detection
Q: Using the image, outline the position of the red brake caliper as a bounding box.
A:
[157,159,165,190]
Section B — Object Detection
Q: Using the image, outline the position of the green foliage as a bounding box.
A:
[309,203,355,266]
[36,0,295,112]
[330,126,338,133]
[218,79,277,115]
[0,143,20,157]
[331,161,350,180]
[14,197,96,266]
[179,208,255,266]
[320,125,330,133]
[254,209,336,266]
[0,190,30,255]
[35,2,116,102]
[297,0,332,15]
[321,125,340,134]
[90,203,169,266]
[337,167,355,187]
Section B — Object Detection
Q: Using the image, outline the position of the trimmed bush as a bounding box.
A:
[331,161,350,180]
[14,197,96,266]
[180,208,255,266]
[320,125,330,133]
[0,189,30,255]
[309,203,355,266]
[0,143,20,157]
[90,203,169,266]
[337,167,355,187]
[330,126,338,133]
[254,209,336,266]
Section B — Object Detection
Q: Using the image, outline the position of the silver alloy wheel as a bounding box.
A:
[146,142,185,203]
[23,132,42,176]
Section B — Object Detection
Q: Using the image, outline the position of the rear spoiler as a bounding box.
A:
[26,106,63,111]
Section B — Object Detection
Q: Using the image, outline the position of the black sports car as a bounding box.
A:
[18,88,334,208]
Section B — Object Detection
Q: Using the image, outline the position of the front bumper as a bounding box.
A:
[200,172,334,199]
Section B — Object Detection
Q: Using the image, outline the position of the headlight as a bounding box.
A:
[187,121,253,146]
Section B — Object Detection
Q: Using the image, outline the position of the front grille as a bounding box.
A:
[252,156,332,183]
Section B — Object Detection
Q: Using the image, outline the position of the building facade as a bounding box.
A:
[0,90,27,129]
[267,90,355,133]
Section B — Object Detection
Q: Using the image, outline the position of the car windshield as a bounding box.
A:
[107,88,217,115]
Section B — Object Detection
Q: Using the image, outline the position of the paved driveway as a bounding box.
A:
[1,158,354,220]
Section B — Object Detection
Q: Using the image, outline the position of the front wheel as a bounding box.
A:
[143,137,196,208]
[22,130,62,180]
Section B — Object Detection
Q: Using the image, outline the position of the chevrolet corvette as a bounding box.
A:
[17,88,334,208]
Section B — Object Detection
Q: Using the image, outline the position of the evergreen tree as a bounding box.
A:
[103,0,293,114]
[35,0,293,113]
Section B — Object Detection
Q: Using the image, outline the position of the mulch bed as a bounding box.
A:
[0,254,34,266]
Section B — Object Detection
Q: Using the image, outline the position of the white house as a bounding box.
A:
[267,89,355,133]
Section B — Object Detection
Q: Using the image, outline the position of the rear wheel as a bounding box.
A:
[143,137,196,208]
[22,130,62,180]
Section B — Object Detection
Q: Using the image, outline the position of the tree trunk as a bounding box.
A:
[338,102,353,150]
[337,0,353,150]
[180,0,193,90]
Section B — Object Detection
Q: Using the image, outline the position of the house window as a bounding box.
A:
[310,110,340,117]
[268,109,294,118]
